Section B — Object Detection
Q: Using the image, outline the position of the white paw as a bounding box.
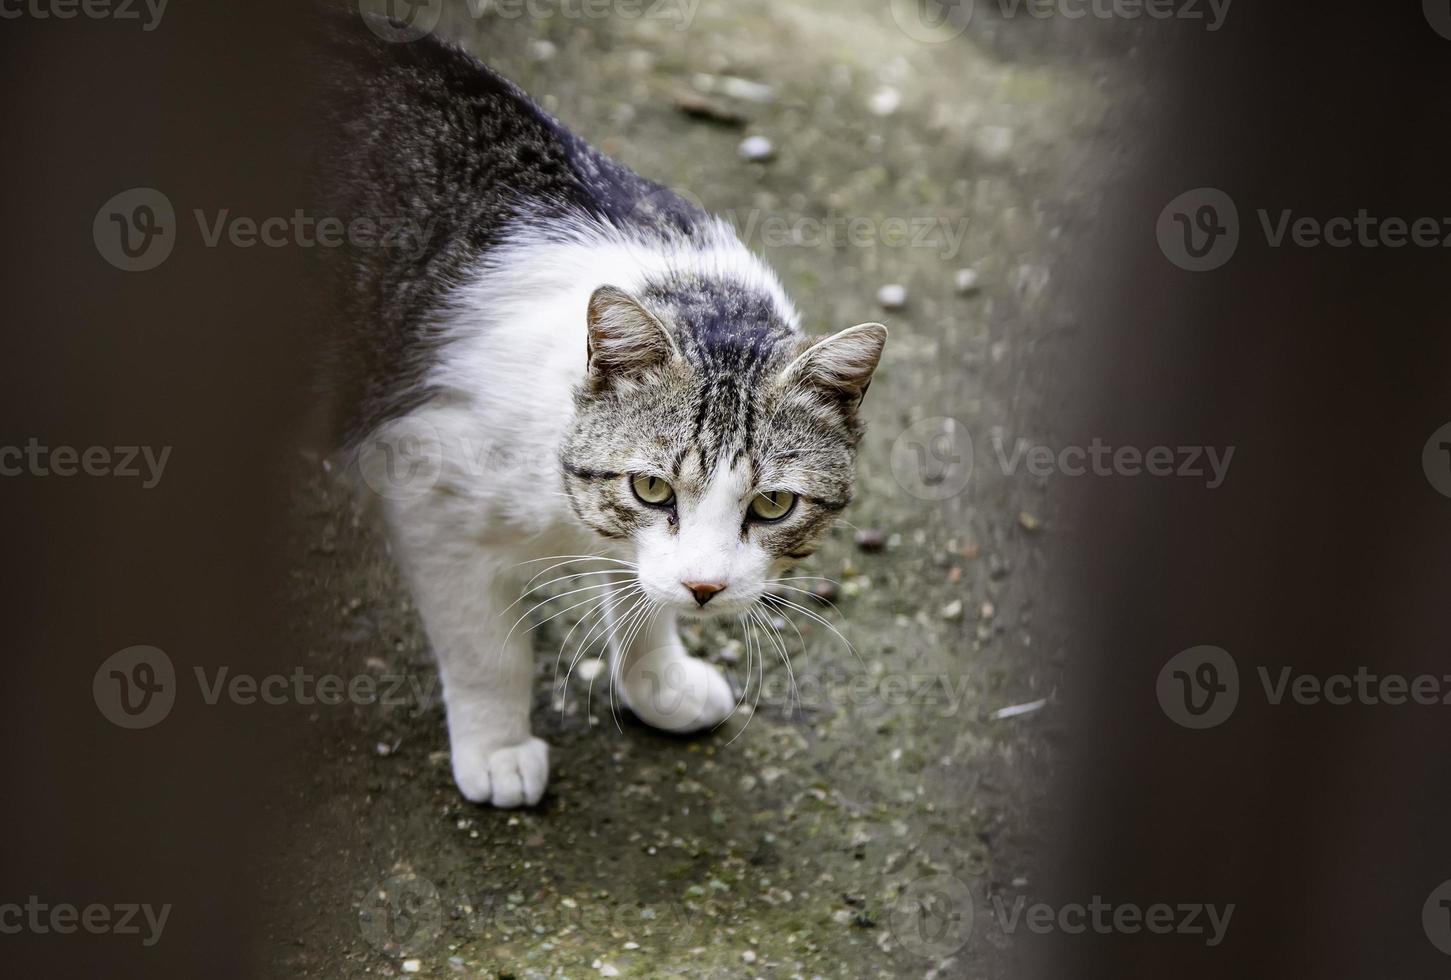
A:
[450,736,550,808]
[621,655,736,733]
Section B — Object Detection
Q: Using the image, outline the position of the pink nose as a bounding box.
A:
[683,581,726,606]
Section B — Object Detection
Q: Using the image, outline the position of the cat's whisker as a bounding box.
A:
[503,567,635,615]
[721,614,762,746]
[520,556,635,594]
[763,593,862,667]
[606,599,658,733]
[750,604,801,717]
[767,581,847,617]
[500,578,631,658]
[560,590,635,713]
[552,584,633,699]
[511,554,637,571]
[565,586,640,701]
[583,591,648,724]
[772,599,813,678]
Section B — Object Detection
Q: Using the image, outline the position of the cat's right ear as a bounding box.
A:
[585,285,679,386]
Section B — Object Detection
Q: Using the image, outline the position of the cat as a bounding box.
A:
[316,13,886,808]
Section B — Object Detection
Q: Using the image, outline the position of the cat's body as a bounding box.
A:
[318,17,884,808]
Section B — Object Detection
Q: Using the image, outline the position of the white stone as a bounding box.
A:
[877,283,908,310]
[739,136,776,162]
[868,86,901,116]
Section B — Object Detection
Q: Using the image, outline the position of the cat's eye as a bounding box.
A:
[749,490,797,522]
[631,474,675,506]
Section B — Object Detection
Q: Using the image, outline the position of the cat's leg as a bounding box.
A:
[398,539,548,808]
[612,607,735,733]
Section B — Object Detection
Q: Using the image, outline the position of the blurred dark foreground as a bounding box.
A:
[1,0,1450,976]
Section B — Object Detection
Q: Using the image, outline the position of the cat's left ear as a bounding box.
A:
[779,322,887,408]
[586,285,680,386]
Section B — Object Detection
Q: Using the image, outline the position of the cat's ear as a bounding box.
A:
[779,322,887,407]
[586,285,679,384]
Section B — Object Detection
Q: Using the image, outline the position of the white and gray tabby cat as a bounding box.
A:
[318,15,885,808]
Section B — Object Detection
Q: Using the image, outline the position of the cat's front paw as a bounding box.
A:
[621,655,736,733]
[451,736,550,808]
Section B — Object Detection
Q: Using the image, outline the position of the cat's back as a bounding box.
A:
[313,12,708,443]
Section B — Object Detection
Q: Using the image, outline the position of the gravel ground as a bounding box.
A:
[265,2,1129,975]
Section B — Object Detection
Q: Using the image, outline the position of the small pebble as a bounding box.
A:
[742,949,758,964]
[954,267,981,294]
[868,86,901,116]
[530,39,557,61]
[739,136,776,162]
[673,91,747,127]
[576,658,604,683]
[401,960,421,974]
[718,76,776,103]
[940,599,964,621]
[876,284,908,310]
[1018,511,1042,532]
[854,528,887,553]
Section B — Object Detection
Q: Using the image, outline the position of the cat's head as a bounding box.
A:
[561,282,885,619]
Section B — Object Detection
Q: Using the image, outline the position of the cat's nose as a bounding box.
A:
[683,581,726,606]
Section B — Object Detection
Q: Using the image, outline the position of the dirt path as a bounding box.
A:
[265,2,1126,975]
